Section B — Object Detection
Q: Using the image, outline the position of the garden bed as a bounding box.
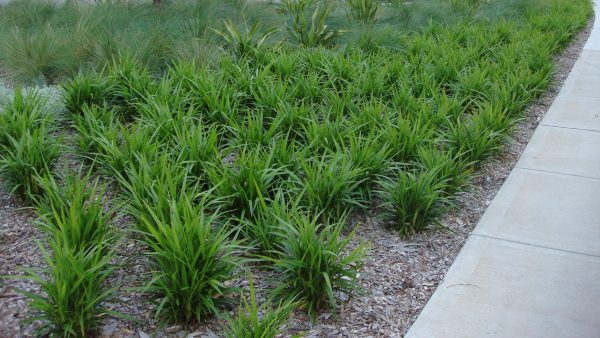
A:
[0,0,593,337]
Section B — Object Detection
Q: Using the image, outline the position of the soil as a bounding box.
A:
[0,14,594,338]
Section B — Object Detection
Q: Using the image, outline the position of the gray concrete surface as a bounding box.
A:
[407,236,600,338]
[517,125,600,179]
[406,1,600,337]
[474,169,600,257]
[542,95,600,131]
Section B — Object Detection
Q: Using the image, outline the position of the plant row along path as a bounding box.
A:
[0,1,593,337]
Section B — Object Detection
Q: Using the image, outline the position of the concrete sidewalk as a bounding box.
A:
[405,3,600,338]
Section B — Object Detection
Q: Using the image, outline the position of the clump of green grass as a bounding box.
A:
[107,53,156,119]
[132,194,245,325]
[0,128,61,202]
[296,154,365,221]
[379,117,434,163]
[85,120,126,177]
[0,87,52,149]
[446,115,505,164]
[134,96,194,144]
[15,241,118,337]
[172,120,221,182]
[273,102,310,139]
[0,26,73,84]
[445,0,487,13]
[348,62,389,99]
[62,70,114,115]
[346,99,390,135]
[418,147,473,197]
[268,135,304,177]
[339,132,392,199]
[378,168,451,236]
[118,152,194,227]
[115,151,250,324]
[230,109,282,148]
[224,275,296,338]
[241,190,296,257]
[91,119,163,179]
[252,72,294,115]
[271,211,366,320]
[33,171,114,252]
[71,104,117,162]
[13,167,118,337]
[208,147,283,218]
[300,110,346,154]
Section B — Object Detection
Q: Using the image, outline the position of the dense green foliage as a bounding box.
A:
[0,0,588,84]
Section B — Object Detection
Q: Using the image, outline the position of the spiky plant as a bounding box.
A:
[213,19,279,59]
[280,0,347,47]
[346,0,380,24]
